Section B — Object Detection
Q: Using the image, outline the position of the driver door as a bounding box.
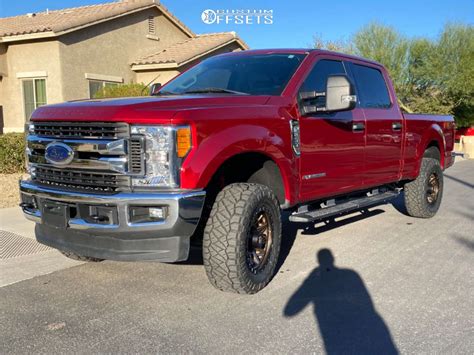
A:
[297,58,366,202]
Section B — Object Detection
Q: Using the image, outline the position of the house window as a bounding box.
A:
[22,78,47,120]
[148,16,155,34]
[88,80,119,99]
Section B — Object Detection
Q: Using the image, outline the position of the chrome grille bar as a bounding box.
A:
[27,136,127,155]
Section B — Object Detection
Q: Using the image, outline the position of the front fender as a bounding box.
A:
[180,124,296,202]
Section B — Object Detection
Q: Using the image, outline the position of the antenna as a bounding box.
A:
[141,73,162,96]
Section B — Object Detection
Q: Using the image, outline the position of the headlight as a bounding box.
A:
[130,125,191,188]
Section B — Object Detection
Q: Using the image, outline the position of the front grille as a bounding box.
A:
[33,122,129,140]
[33,166,130,193]
[129,137,144,174]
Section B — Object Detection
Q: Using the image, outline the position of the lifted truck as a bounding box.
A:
[20,49,455,294]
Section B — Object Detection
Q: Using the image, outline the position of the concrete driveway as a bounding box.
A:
[1,160,473,353]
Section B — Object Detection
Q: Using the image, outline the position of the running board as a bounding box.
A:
[289,190,399,223]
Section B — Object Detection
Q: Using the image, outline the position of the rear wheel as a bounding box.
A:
[60,251,103,262]
[404,156,444,218]
[203,183,282,294]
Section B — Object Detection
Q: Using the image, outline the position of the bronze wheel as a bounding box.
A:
[246,209,273,274]
[426,173,440,205]
[203,183,282,294]
[404,153,444,218]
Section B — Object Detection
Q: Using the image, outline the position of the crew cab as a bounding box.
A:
[20,49,455,294]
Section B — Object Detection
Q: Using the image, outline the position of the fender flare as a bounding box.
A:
[415,123,446,174]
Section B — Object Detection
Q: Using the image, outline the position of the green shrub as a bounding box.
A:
[0,132,26,174]
[93,83,148,98]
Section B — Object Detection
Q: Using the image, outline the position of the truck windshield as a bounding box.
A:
[159,53,307,96]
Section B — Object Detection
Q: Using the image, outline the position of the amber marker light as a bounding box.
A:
[176,127,192,158]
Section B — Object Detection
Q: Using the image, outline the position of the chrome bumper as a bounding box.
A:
[19,180,206,261]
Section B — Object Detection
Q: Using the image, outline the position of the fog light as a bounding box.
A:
[149,207,164,219]
[129,206,167,224]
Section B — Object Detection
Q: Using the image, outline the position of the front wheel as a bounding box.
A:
[203,183,282,294]
[404,157,444,218]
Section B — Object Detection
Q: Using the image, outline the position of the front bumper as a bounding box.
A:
[19,181,206,262]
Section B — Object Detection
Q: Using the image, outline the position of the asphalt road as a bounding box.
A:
[1,160,473,354]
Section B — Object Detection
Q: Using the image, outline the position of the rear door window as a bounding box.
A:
[351,64,391,109]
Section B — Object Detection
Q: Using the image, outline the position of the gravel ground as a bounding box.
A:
[0,174,21,209]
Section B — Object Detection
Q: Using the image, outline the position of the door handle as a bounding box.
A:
[392,122,402,131]
[352,122,365,132]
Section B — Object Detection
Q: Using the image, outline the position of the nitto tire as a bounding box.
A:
[60,251,103,262]
[203,183,282,294]
[404,157,444,218]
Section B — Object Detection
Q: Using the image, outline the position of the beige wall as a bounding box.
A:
[59,8,189,101]
[0,40,62,132]
[0,7,191,132]
[135,69,180,87]
[134,42,243,87]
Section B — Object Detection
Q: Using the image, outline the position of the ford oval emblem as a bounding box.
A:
[45,142,74,166]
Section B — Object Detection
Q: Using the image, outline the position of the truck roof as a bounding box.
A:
[217,48,383,68]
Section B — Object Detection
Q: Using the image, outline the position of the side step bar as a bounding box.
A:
[289,190,399,223]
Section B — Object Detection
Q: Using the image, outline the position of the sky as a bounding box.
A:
[0,0,473,48]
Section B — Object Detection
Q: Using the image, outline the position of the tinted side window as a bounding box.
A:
[301,59,346,92]
[352,64,391,109]
[300,59,346,109]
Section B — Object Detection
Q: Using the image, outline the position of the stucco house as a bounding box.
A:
[0,0,247,133]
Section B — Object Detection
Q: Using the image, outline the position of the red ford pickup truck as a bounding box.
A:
[20,49,455,294]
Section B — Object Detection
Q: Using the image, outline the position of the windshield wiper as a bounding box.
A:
[153,90,179,96]
[182,87,249,95]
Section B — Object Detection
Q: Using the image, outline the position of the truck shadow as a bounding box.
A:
[444,174,474,189]
[453,234,474,251]
[390,193,409,216]
[184,208,385,270]
[284,248,399,354]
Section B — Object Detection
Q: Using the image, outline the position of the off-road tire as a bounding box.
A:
[203,183,282,294]
[60,251,103,262]
[404,157,443,218]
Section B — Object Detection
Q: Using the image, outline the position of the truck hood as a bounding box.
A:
[31,95,272,124]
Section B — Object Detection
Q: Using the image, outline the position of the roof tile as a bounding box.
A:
[0,0,194,38]
[132,32,246,66]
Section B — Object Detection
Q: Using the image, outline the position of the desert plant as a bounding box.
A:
[93,83,148,99]
[0,132,26,174]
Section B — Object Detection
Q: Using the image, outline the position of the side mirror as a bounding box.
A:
[325,75,357,112]
[300,75,357,115]
[150,83,162,96]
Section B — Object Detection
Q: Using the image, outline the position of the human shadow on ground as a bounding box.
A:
[284,249,399,354]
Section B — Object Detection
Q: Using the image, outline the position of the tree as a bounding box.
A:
[310,34,354,53]
[311,22,474,127]
[352,23,410,101]
[435,24,474,127]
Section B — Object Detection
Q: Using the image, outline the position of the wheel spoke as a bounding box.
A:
[246,210,273,274]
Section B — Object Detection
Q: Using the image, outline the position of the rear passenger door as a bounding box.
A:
[349,63,403,186]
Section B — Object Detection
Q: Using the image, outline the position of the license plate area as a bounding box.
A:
[42,200,69,228]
